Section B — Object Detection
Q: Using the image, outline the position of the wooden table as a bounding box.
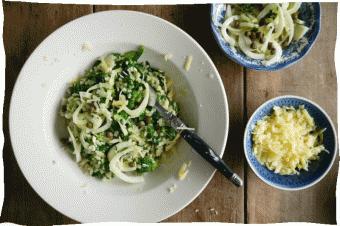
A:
[1,2,338,224]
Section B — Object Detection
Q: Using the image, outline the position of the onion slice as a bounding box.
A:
[238,35,265,60]
[122,82,150,118]
[79,130,90,150]
[109,147,144,183]
[287,2,301,14]
[225,4,232,19]
[72,103,86,129]
[258,4,277,20]
[262,40,282,66]
[88,106,112,134]
[282,7,295,45]
[67,126,81,162]
[272,6,285,39]
[261,24,275,52]
[221,15,240,47]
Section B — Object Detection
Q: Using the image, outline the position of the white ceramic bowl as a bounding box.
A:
[9,10,229,222]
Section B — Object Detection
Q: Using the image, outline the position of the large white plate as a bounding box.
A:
[9,10,229,223]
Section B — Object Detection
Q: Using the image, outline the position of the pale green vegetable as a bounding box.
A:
[60,46,180,182]
[219,3,309,65]
[294,24,309,41]
[221,15,240,47]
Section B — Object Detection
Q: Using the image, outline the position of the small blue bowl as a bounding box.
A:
[244,96,337,190]
[211,3,321,71]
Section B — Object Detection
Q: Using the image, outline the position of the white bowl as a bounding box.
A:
[9,10,229,222]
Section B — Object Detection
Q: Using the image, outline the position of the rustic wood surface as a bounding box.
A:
[246,4,338,223]
[0,2,337,225]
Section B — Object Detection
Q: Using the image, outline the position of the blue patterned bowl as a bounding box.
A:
[244,96,337,190]
[211,3,321,71]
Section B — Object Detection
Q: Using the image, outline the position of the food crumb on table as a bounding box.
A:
[209,208,218,215]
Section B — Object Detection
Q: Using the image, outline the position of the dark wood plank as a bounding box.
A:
[0,2,93,225]
[5,2,337,224]
[245,3,338,224]
[94,5,245,222]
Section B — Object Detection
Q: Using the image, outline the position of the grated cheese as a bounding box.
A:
[252,105,326,175]
[178,161,191,180]
[184,55,193,71]
[164,53,173,61]
[81,42,93,51]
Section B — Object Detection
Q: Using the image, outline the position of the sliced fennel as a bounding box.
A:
[109,147,144,183]
[221,15,240,47]
[60,46,180,183]
[220,3,309,65]
[294,24,309,41]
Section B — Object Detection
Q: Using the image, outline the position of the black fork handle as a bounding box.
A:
[181,130,243,187]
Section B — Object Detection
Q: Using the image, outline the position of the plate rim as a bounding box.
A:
[9,10,230,222]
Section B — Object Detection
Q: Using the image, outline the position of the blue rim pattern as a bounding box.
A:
[244,96,337,190]
[210,3,321,71]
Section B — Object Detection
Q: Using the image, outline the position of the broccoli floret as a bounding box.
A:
[128,90,143,109]
[69,83,91,94]
[136,157,158,173]
[97,144,111,153]
[118,111,129,120]
[238,4,256,14]
[146,125,156,139]
[170,101,179,114]
[162,126,177,141]
[87,70,107,83]
[96,132,106,142]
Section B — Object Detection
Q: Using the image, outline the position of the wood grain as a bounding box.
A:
[245,3,338,224]
[0,2,337,224]
[1,2,92,225]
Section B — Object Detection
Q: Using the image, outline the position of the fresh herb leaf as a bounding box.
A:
[136,157,158,173]
[123,46,144,61]
[97,144,111,153]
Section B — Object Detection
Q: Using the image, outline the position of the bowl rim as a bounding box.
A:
[210,3,321,71]
[8,9,230,222]
[243,95,338,191]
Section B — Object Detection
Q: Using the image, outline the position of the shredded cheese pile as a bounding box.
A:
[252,105,326,175]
